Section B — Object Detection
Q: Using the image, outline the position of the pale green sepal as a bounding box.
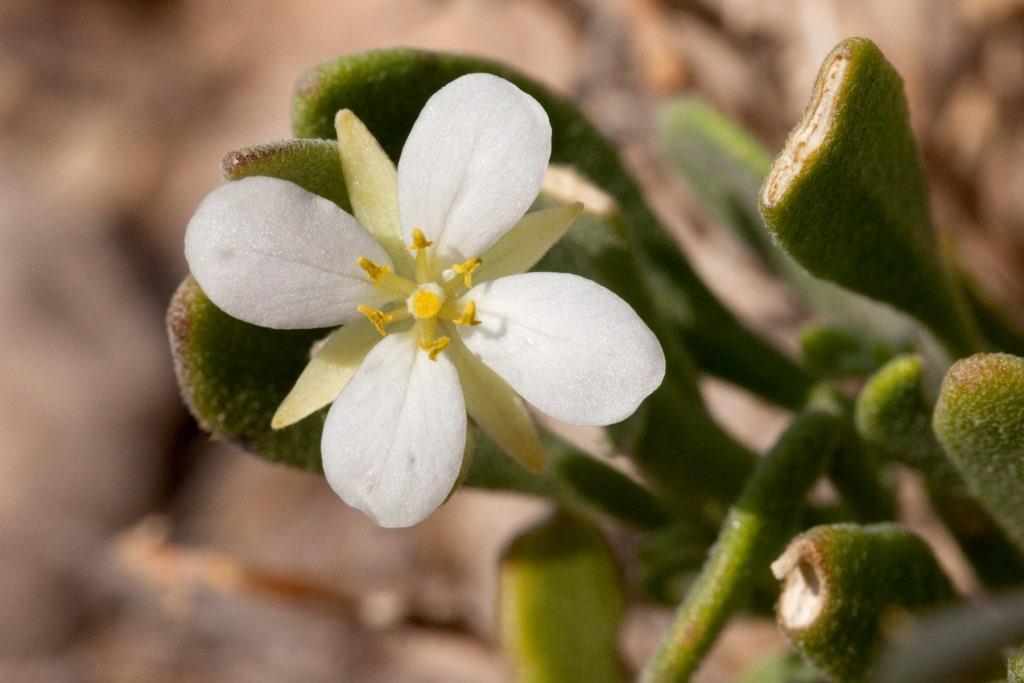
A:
[476,202,583,283]
[271,320,380,429]
[448,331,544,473]
[335,109,413,275]
[500,513,626,683]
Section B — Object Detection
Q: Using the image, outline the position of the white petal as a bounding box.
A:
[336,110,415,276]
[271,321,381,429]
[447,330,544,472]
[322,330,467,528]
[459,273,666,426]
[185,176,394,329]
[475,203,583,284]
[398,73,551,266]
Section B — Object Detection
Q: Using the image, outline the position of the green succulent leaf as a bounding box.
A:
[773,523,954,683]
[855,355,956,483]
[221,138,351,211]
[760,37,980,357]
[857,354,1024,586]
[934,353,1024,555]
[500,513,626,683]
[168,276,329,471]
[293,48,812,409]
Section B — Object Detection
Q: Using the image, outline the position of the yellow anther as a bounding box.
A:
[419,335,450,361]
[357,257,390,286]
[450,257,482,288]
[453,300,480,326]
[409,228,433,251]
[357,305,393,336]
[409,287,443,319]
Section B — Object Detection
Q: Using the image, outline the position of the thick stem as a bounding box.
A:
[639,406,846,683]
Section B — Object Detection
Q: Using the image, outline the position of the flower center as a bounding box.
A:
[353,231,483,361]
[408,284,445,319]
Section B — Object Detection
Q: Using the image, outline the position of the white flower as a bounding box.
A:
[184,74,666,527]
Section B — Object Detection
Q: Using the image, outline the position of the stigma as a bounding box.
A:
[407,283,445,319]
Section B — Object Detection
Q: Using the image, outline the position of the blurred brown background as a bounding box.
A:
[2,1,1023,681]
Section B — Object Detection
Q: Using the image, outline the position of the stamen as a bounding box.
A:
[357,257,389,286]
[356,256,416,296]
[409,228,433,282]
[408,228,433,250]
[357,304,393,336]
[450,258,482,288]
[419,336,450,361]
[453,300,481,326]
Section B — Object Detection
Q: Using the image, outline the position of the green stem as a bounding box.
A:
[639,406,846,683]
[554,454,670,530]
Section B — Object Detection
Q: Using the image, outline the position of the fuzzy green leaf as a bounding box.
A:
[293,48,812,409]
[934,353,1024,555]
[760,37,979,357]
[855,355,957,484]
[500,513,625,683]
[773,523,954,683]
[168,276,328,471]
[858,354,1024,585]
[221,138,351,211]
